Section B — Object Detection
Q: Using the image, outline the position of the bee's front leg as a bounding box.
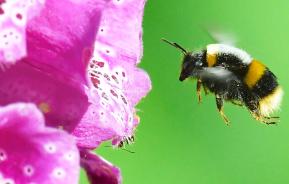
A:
[215,95,230,126]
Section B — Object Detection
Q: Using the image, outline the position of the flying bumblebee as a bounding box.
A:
[162,38,283,125]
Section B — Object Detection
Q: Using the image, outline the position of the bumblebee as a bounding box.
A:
[162,39,283,125]
[117,135,135,148]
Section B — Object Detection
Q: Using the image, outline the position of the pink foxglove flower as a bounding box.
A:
[0,0,150,183]
[0,0,44,64]
[0,103,80,184]
[80,150,122,184]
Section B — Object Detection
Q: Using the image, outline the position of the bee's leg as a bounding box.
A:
[243,92,279,125]
[251,112,279,125]
[264,116,280,119]
[231,100,243,106]
[203,86,209,95]
[196,79,202,103]
[263,115,279,124]
[215,95,230,125]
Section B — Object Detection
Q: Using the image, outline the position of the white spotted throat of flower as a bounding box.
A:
[162,38,283,125]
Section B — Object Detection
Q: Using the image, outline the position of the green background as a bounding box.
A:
[81,0,289,183]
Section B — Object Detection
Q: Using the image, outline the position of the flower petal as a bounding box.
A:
[74,59,150,148]
[0,103,80,184]
[0,62,89,132]
[80,150,121,184]
[0,0,44,64]
[72,0,151,148]
[118,62,151,106]
[26,0,104,85]
[95,0,146,64]
[0,0,105,132]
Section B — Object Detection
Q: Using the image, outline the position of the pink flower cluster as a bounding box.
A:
[0,0,151,183]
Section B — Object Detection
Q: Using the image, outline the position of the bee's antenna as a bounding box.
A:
[161,38,187,54]
[120,148,135,154]
[104,145,135,154]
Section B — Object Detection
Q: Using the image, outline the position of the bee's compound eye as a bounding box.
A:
[182,62,189,69]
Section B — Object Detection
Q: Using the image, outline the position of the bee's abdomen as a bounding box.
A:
[244,59,278,97]
[244,60,283,115]
[248,67,278,97]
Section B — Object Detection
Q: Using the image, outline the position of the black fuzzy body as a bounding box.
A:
[180,48,280,116]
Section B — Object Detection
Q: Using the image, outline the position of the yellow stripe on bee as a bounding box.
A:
[206,53,217,67]
[244,60,266,89]
[259,86,283,116]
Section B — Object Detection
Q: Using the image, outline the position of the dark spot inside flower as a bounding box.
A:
[96,61,104,67]
[3,34,6,38]
[91,77,100,84]
[101,112,104,115]
[111,75,119,83]
[91,77,100,88]
[121,95,128,104]
[95,71,102,75]
[106,50,110,54]
[4,42,8,45]
[16,13,23,20]
[26,167,32,173]
[102,92,109,100]
[100,28,104,32]
[104,74,110,81]
[55,170,63,176]
[122,72,126,77]
[116,72,119,75]
[110,89,118,98]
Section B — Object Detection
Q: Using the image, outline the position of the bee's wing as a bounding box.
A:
[197,67,238,82]
[204,26,237,46]
[196,67,244,101]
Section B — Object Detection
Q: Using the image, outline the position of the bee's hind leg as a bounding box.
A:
[202,84,209,95]
[196,79,202,103]
[263,115,280,124]
[215,95,230,126]
[251,113,279,125]
[264,116,280,119]
[244,98,277,125]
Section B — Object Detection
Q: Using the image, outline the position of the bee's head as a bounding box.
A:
[179,52,204,81]
[161,38,204,82]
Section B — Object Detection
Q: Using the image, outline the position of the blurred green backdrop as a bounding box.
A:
[81,0,289,183]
